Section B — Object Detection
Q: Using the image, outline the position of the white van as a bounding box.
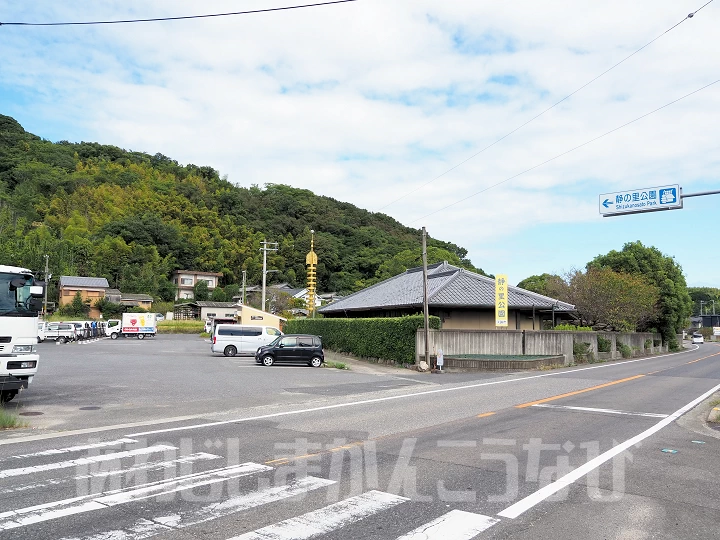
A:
[211,324,282,357]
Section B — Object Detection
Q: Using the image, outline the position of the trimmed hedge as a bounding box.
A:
[284,315,441,364]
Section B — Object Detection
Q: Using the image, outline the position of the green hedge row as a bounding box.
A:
[284,315,441,364]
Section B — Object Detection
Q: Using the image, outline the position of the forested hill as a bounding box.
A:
[0,114,487,300]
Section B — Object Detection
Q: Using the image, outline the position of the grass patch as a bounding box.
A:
[199,332,210,338]
[538,364,565,371]
[157,320,204,334]
[324,361,349,370]
[710,399,720,407]
[0,408,28,430]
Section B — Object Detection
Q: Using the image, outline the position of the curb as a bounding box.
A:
[708,406,720,424]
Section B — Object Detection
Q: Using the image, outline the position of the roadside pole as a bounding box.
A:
[43,254,49,317]
[260,240,278,312]
[422,227,431,371]
[241,270,247,305]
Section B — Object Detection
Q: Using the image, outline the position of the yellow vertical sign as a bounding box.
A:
[495,274,508,327]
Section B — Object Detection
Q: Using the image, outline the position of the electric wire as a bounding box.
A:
[407,78,720,224]
[377,0,715,212]
[0,0,359,26]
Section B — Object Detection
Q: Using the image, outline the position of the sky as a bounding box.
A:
[1,0,718,288]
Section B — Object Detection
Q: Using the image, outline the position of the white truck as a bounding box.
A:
[106,312,157,340]
[0,264,45,403]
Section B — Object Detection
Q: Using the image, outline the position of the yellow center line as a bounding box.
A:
[515,374,646,409]
[686,350,720,364]
[476,412,496,418]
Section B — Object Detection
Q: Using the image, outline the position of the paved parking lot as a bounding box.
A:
[4,335,506,436]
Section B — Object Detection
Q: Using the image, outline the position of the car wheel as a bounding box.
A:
[262,355,275,366]
[137,334,145,340]
[309,357,323,368]
[0,390,18,404]
[110,333,118,340]
[59,336,66,344]
[224,345,237,357]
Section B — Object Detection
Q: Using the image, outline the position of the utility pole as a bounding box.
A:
[260,240,278,312]
[241,270,247,305]
[43,254,50,317]
[421,227,431,371]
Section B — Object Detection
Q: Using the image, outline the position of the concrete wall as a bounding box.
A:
[524,331,574,365]
[439,309,540,331]
[419,329,666,366]
[416,329,523,362]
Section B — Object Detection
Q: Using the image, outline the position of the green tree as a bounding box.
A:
[589,241,692,347]
[193,280,210,301]
[561,268,659,331]
[60,291,90,317]
[516,273,565,296]
[210,287,227,302]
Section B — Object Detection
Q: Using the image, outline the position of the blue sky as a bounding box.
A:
[0,0,718,287]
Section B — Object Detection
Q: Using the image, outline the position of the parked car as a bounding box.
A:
[37,322,46,343]
[211,324,282,357]
[255,334,324,367]
[44,322,77,343]
[692,332,704,344]
[155,313,165,321]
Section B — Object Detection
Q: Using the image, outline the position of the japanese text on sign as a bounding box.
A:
[495,274,508,327]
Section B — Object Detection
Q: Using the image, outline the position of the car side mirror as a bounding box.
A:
[278,344,284,348]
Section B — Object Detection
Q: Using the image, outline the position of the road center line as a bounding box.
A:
[128,349,695,437]
[530,404,668,418]
[514,375,646,408]
[498,380,720,520]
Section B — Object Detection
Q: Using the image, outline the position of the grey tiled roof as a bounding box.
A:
[121,293,154,302]
[195,301,237,308]
[59,276,109,288]
[319,262,575,313]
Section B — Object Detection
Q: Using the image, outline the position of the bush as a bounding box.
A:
[597,336,611,353]
[617,343,633,358]
[554,324,593,331]
[284,315,441,364]
[668,336,681,352]
[573,342,591,355]
[653,339,661,347]
[644,339,652,349]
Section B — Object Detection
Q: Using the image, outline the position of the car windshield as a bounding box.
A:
[268,336,283,346]
[0,272,37,317]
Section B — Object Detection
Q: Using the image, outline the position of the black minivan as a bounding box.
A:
[255,334,324,367]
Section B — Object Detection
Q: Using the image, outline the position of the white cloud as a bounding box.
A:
[1,0,718,284]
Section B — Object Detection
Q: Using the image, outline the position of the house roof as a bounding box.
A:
[121,293,154,302]
[195,301,237,308]
[105,288,121,296]
[172,270,223,277]
[318,262,575,314]
[59,276,109,288]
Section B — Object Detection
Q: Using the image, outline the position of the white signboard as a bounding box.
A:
[714,327,720,337]
[599,184,682,216]
[437,348,444,367]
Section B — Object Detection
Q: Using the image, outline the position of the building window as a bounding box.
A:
[181,278,193,286]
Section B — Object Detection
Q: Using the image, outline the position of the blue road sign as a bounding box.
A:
[599,184,682,216]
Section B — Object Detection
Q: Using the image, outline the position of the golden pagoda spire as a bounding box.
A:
[306,230,318,314]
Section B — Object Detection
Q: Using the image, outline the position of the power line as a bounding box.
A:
[408,78,720,224]
[377,0,715,212]
[0,0,359,26]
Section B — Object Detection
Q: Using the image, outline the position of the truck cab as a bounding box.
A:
[0,265,44,403]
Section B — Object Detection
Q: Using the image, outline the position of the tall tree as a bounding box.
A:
[589,241,692,348]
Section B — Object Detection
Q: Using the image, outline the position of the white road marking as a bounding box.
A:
[395,509,499,540]
[0,453,220,497]
[0,462,271,530]
[231,490,409,540]
[531,404,669,418]
[498,380,720,519]
[1,438,138,461]
[0,445,177,480]
[129,348,692,437]
[62,476,336,540]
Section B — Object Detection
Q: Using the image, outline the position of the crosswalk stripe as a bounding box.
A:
[0,462,271,530]
[62,476,336,540]
[0,453,221,497]
[395,509,499,540]
[0,438,139,461]
[0,445,177,480]
[231,490,409,540]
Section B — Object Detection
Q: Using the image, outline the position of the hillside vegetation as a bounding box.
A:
[0,114,486,300]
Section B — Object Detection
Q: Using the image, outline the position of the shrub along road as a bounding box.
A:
[0,338,718,539]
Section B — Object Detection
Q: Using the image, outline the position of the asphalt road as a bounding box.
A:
[1,336,719,539]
